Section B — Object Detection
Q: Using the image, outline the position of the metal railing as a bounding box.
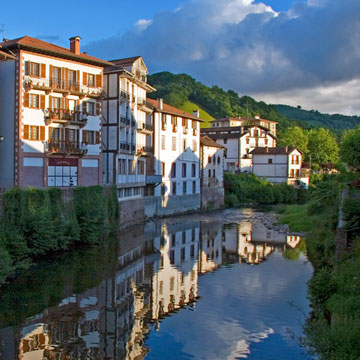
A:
[45,108,83,122]
[45,140,87,155]
[137,122,154,131]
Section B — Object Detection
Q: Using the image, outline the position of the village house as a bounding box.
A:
[0,36,110,189]
[250,146,310,188]
[201,116,277,173]
[101,56,158,224]
[145,99,203,216]
[200,135,226,209]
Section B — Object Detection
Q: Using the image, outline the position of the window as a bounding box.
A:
[290,169,295,178]
[295,169,300,177]
[23,125,45,141]
[161,162,165,177]
[182,163,187,177]
[183,139,187,151]
[172,137,176,151]
[192,140,197,152]
[49,127,60,141]
[51,97,61,110]
[192,180,196,194]
[190,244,195,258]
[182,231,186,244]
[208,169,211,178]
[48,165,77,187]
[170,277,175,291]
[86,102,95,115]
[169,250,175,265]
[161,135,166,150]
[183,181,187,194]
[213,156,216,165]
[119,159,126,174]
[208,155,211,164]
[29,62,40,77]
[68,70,76,86]
[171,116,177,132]
[82,130,97,145]
[29,94,39,108]
[213,169,216,177]
[161,183,166,196]
[161,114,167,130]
[172,182,177,195]
[138,160,145,175]
[191,164,196,177]
[217,156,220,165]
[224,139,227,144]
[87,73,95,87]
[128,160,135,175]
[171,163,176,178]
[171,234,176,247]
[133,187,141,195]
[265,138,268,145]
[268,158,273,164]
[181,247,185,261]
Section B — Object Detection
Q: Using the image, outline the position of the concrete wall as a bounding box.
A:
[201,186,224,210]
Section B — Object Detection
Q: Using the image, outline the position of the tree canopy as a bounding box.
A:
[277,126,309,156]
[307,128,339,165]
[340,127,360,171]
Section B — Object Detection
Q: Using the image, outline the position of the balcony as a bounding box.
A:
[25,76,102,98]
[45,109,86,127]
[45,141,88,156]
[183,127,189,134]
[120,116,130,126]
[137,122,154,134]
[120,90,130,102]
[146,174,162,184]
[136,146,153,156]
[119,142,136,153]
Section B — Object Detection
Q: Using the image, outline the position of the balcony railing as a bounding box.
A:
[45,108,83,122]
[120,142,136,153]
[120,90,130,101]
[137,145,154,154]
[45,141,87,156]
[137,122,154,132]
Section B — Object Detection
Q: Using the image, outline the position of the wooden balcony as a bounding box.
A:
[137,122,154,134]
[45,140,88,156]
[45,109,87,127]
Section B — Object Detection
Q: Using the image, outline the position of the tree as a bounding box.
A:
[277,126,308,156]
[340,126,360,171]
[307,128,339,166]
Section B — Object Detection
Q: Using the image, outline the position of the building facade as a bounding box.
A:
[251,147,310,188]
[200,135,225,210]
[202,123,276,173]
[0,36,109,189]
[146,99,203,216]
[102,56,156,203]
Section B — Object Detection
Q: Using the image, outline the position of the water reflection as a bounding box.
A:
[0,210,308,360]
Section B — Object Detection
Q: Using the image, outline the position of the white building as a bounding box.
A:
[251,147,309,188]
[102,56,156,202]
[200,135,226,209]
[0,36,108,189]
[202,124,276,173]
[146,98,203,216]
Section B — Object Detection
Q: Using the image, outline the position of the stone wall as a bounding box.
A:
[118,197,145,227]
[200,185,224,210]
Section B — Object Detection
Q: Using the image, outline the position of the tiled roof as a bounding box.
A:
[250,146,299,155]
[210,116,277,124]
[0,49,15,60]
[109,56,142,66]
[0,36,113,67]
[200,136,226,149]
[146,98,204,122]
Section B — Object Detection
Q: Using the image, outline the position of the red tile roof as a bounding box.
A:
[0,36,113,67]
[147,98,204,122]
[250,146,300,155]
[0,49,15,60]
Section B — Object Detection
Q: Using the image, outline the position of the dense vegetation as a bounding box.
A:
[223,173,307,207]
[277,105,360,132]
[0,186,119,285]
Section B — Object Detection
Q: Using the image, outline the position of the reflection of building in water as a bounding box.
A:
[287,235,301,248]
[198,222,223,274]
[151,222,199,320]
[223,222,288,264]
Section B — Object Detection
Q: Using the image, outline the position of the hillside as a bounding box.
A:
[276,104,360,131]
[147,72,302,131]
[148,71,360,133]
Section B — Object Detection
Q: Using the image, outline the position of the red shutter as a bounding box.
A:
[41,64,46,78]
[49,95,53,110]
[96,102,101,115]
[48,127,53,141]
[82,130,88,144]
[82,101,87,114]
[83,72,87,86]
[40,126,45,141]
[96,131,100,144]
[40,95,46,110]
[24,92,30,107]
[23,125,29,140]
[49,65,53,79]
[96,74,102,88]
[61,97,66,110]
[26,61,31,75]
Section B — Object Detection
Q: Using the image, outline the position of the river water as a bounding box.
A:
[0,208,314,360]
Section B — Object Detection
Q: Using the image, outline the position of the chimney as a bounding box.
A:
[158,98,163,110]
[193,109,200,118]
[69,36,81,55]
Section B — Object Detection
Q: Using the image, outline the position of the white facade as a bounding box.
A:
[251,147,309,188]
[102,57,155,201]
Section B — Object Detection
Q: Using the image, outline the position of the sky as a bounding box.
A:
[2,0,360,115]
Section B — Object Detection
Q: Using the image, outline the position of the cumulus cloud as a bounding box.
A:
[85,0,360,114]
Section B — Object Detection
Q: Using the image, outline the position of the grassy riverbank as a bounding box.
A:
[0,186,119,286]
[277,174,360,359]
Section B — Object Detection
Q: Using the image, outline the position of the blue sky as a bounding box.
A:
[2,0,360,115]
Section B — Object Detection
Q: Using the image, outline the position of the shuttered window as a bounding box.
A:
[23,125,45,141]
[29,94,39,108]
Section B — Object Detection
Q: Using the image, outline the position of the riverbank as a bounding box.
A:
[277,174,360,359]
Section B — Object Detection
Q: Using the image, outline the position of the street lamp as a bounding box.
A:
[0,135,3,142]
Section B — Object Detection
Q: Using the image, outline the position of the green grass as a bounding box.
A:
[277,204,313,232]
[179,100,214,128]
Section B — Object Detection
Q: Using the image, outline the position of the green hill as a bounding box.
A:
[148,71,360,133]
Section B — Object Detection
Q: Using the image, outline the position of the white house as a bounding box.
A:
[201,124,276,173]
[0,36,108,189]
[146,98,203,216]
[251,147,310,188]
[200,135,226,209]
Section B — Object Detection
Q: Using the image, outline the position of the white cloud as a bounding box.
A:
[85,0,360,114]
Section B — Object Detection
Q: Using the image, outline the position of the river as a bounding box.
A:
[0,208,314,359]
